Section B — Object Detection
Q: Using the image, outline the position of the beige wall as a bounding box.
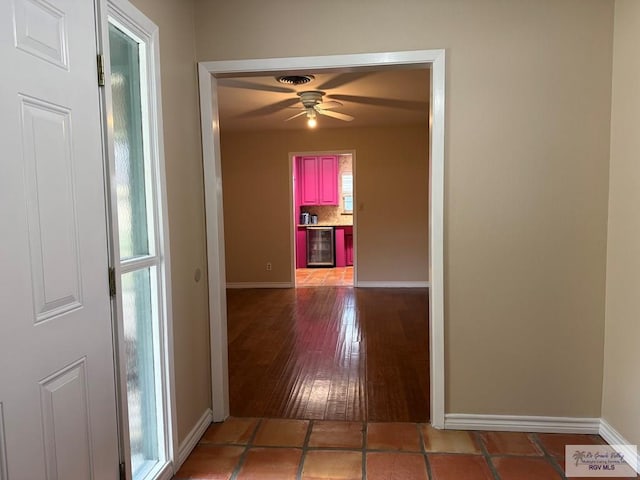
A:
[129,0,211,443]
[602,0,640,446]
[197,0,614,417]
[220,126,429,284]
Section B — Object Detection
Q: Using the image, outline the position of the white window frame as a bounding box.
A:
[98,1,177,479]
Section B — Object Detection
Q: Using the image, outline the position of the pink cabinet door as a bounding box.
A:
[299,156,319,205]
[334,227,346,267]
[296,228,307,268]
[345,232,353,266]
[297,155,338,206]
[318,156,338,205]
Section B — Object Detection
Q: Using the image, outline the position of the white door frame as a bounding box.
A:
[198,50,446,428]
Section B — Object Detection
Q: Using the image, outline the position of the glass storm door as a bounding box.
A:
[105,5,173,480]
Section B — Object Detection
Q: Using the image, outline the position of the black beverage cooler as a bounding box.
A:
[306,226,335,267]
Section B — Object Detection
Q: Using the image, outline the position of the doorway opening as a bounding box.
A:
[293,151,355,288]
[199,50,445,427]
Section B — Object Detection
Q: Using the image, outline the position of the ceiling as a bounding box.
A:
[216,68,431,132]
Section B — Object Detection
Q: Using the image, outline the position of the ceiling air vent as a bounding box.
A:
[276,74,315,86]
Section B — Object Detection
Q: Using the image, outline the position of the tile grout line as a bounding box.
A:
[364,447,438,454]
[476,431,502,480]
[530,432,570,480]
[228,418,263,480]
[418,423,433,480]
[296,419,314,480]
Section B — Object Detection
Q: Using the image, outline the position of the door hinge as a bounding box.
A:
[108,267,116,297]
[119,462,126,480]
[97,54,105,87]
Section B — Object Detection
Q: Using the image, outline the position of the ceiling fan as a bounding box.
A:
[217,72,429,129]
[285,90,354,127]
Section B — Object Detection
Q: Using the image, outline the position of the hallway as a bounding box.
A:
[226,287,430,422]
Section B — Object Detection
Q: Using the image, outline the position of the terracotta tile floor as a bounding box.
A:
[174,418,639,479]
[296,267,354,287]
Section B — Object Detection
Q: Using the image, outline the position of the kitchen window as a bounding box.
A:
[342,173,353,213]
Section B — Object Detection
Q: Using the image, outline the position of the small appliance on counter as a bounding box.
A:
[300,212,310,225]
[310,214,318,224]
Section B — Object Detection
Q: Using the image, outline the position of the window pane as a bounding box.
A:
[121,267,162,477]
[341,173,353,193]
[109,25,150,260]
[343,195,353,213]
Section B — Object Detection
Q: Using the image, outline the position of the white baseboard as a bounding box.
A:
[356,281,430,288]
[226,282,293,289]
[176,408,213,470]
[444,413,600,434]
[599,418,640,474]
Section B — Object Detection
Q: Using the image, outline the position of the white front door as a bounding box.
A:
[0,0,119,478]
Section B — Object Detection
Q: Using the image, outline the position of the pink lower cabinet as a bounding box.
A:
[335,227,346,267]
[296,228,307,268]
[345,227,353,266]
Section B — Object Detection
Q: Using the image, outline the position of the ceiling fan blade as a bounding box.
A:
[315,100,343,110]
[317,109,354,122]
[316,72,370,90]
[284,110,307,122]
[238,98,301,118]
[217,78,295,94]
[328,94,428,111]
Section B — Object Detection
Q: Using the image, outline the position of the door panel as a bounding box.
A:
[39,359,92,479]
[0,0,119,478]
[14,0,69,68]
[20,95,83,323]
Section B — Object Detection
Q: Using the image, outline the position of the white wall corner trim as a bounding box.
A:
[0,403,7,480]
[226,282,294,289]
[176,408,213,471]
[356,281,430,288]
[599,419,640,474]
[444,414,601,434]
[199,49,446,428]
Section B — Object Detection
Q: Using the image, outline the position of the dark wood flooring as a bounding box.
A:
[226,287,430,422]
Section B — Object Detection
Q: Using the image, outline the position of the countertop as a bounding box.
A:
[298,223,353,228]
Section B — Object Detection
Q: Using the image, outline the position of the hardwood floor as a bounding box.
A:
[226,287,429,422]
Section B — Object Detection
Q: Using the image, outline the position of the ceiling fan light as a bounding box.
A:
[306,109,317,128]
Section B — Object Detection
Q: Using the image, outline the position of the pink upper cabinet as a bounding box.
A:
[318,156,338,205]
[298,155,338,206]
[299,156,319,205]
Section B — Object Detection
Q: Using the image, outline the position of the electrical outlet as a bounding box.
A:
[266,262,272,271]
